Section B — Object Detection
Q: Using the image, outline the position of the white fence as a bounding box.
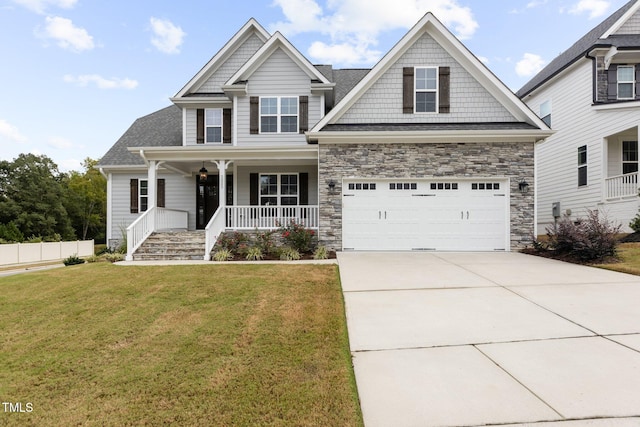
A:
[0,240,94,266]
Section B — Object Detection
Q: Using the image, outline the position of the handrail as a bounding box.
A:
[605,172,638,199]
[226,205,319,229]
[126,207,155,261]
[204,206,225,260]
[126,207,189,261]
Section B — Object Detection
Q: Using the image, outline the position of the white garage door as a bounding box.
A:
[342,179,508,251]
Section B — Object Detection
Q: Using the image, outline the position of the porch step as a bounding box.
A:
[132,231,206,261]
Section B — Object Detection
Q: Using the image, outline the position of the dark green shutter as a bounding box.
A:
[130,179,138,213]
[608,65,618,101]
[196,109,204,144]
[439,66,450,113]
[299,96,308,133]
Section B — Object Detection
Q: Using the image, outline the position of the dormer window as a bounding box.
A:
[618,66,635,99]
[415,67,437,113]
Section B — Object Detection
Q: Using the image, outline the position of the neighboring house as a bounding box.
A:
[517,0,640,233]
[97,13,551,260]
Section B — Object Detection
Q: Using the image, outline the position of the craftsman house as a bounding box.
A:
[97,13,551,260]
[518,0,640,232]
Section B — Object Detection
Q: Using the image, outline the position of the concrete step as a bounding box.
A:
[132,231,207,261]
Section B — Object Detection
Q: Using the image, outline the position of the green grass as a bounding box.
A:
[0,263,362,426]
[594,242,640,275]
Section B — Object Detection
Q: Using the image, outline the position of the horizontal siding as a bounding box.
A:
[109,173,196,243]
[235,165,318,206]
[337,32,516,124]
[185,109,196,145]
[196,33,265,93]
[527,59,640,231]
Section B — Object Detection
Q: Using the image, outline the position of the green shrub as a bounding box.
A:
[104,253,124,263]
[279,247,301,261]
[278,220,316,253]
[313,246,329,260]
[25,235,43,243]
[545,210,620,262]
[245,246,263,261]
[630,212,640,233]
[0,222,24,243]
[215,232,249,253]
[85,254,101,263]
[63,254,85,266]
[212,249,234,262]
[255,230,276,255]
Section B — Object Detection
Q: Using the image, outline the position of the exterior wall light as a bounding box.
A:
[199,162,208,182]
[327,179,336,192]
[518,179,529,194]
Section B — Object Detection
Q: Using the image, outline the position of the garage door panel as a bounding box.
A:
[342,179,508,251]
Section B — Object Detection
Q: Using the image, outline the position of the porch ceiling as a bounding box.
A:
[127,145,319,163]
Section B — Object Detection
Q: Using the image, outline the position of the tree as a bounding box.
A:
[0,154,75,240]
[63,158,107,241]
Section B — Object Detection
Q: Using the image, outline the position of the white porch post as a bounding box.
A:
[215,160,232,211]
[147,160,157,210]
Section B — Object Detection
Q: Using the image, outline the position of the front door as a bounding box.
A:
[196,175,219,229]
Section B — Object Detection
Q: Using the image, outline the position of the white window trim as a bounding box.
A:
[414,66,438,114]
[259,173,299,206]
[618,65,635,100]
[259,96,299,134]
[205,108,223,144]
[622,140,638,174]
[139,179,148,212]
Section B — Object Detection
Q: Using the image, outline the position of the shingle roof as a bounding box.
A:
[97,105,182,166]
[321,122,539,132]
[516,0,637,98]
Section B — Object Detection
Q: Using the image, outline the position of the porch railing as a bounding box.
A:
[126,207,188,261]
[605,172,638,200]
[204,206,226,261]
[226,205,319,230]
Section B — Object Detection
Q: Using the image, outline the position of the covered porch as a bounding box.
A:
[604,126,639,200]
[124,145,319,260]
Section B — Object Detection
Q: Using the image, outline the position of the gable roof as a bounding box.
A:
[517,0,638,98]
[310,12,549,133]
[224,31,332,86]
[174,18,270,98]
[97,105,182,167]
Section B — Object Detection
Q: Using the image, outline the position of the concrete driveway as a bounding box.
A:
[337,251,640,427]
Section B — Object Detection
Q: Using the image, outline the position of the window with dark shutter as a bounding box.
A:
[196,109,204,144]
[223,108,231,144]
[299,96,308,133]
[157,179,165,208]
[439,66,450,113]
[130,179,139,213]
[250,97,259,134]
[403,67,414,113]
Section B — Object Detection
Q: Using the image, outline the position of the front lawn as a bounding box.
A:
[594,242,640,275]
[0,263,362,426]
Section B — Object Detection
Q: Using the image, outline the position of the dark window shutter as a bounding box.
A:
[196,109,204,144]
[226,174,233,206]
[439,66,451,113]
[130,179,139,213]
[223,108,232,143]
[157,178,165,208]
[250,97,259,134]
[250,173,259,205]
[299,96,308,133]
[635,66,640,99]
[299,173,308,205]
[608,65,618,101]
[403,67,414,113]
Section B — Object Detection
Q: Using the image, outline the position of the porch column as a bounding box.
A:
[147,160,157,209]
[215,160,232,210]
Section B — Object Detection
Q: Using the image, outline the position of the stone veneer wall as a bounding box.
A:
[318,141,535,252]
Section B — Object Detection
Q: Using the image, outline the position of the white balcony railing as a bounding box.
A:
[126,207,188,260]
[605,172,638,200]
[204,206,226,261]
[226,205,319,230]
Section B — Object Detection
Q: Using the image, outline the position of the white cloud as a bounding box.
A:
[58,158,82,171]
[0,119,28,143]
[42,16,94,52]
[11,0,77,14]
[569,0,611,19]
[271,0,478,67]
[516,53,546,77]
[64,74,139,89]
[150,17,186,54]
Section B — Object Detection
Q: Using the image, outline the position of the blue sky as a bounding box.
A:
[0,0,631,171]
